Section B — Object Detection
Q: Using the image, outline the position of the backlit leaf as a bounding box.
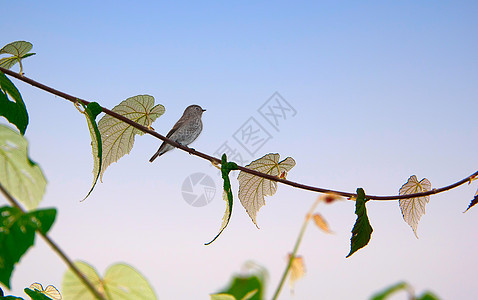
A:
[97,95,164,181]
[399,175,431,238]
[0,41,36,74]
[0,71,28,135]
[346,188,373,258]
[0,125,46,209]
[62,261,157,300]
[237,153,296,227]
[0,206,56,289]
[29,283,62,300]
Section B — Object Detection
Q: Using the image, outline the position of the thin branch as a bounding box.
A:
[0,184,106,300]
[272,198,320,300]
[1,66,476,201]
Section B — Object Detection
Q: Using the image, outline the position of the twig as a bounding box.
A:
[272,198,320,300]
[1,66,476,201]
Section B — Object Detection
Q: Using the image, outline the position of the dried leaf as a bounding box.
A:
[237,153,296,227]
[399,175,431,238]
[312,213,332,233]
[319,193,342,204]
[288,255,305,291]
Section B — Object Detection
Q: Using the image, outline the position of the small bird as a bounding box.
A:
[149,104,206,162]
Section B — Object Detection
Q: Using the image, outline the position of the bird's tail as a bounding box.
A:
[149,150,162,162]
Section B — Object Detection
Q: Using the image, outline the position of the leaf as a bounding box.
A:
[416,291,441,300]
[205,154,238,245]
[370,281,411,300]
[237,153,296,228]
[312,213,332,233]
[77,102,103,201]
[0,125,47,209]
[210,290,258,300]
[0,41,36,74]
[464,189,478,212]
[0,286,23,299]
[0,71,29,135]
[29,283,62,300]
[399,175,431,238]
[24,288,55,300]
[319,192,343,204]
[0,206,56,289]
[288,255,305,291]
[218,274,264,300]
[97,95,164,181]
[346,188,373,258]
[210,294,237,300]
[241,290,258,300]
[62,261,157,300]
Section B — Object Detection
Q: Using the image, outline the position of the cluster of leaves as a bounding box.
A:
[1,41,159,299]
[0,39,472,299]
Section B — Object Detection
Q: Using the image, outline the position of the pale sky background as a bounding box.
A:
[2,1,478,299]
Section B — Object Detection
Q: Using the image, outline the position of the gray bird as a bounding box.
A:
[149,104,206,162]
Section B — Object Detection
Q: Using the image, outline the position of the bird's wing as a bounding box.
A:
[165,116,187,138]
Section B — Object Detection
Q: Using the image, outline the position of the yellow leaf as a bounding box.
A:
[288,255,305,291]
[312,213,332,233]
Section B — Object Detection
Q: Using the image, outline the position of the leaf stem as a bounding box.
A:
[271,198,320,300]
[0,184,106,300]
[1,66,476,202]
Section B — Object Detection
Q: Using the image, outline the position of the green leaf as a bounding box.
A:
[417,291,441,300]
[78,102,103,201]
[0,71,28,135]
[237,153,296,228]
[0,125,46,209]
[0,206,56,289]
[218,274,264,300]
[0,41,36,74]
[205,154,238,245]
[0,286,24,299]
[24,288,54,300]
[370,281,410,300]
[346,188,373,258]
[398,175,431,238]
[97,95,164,181]
[62,261,157,300]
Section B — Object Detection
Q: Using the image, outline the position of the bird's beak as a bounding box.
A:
[202,109,206,112]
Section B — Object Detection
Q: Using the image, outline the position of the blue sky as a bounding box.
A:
[2,1,478,299]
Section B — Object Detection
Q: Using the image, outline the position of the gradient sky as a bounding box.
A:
[2,1,478,299]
